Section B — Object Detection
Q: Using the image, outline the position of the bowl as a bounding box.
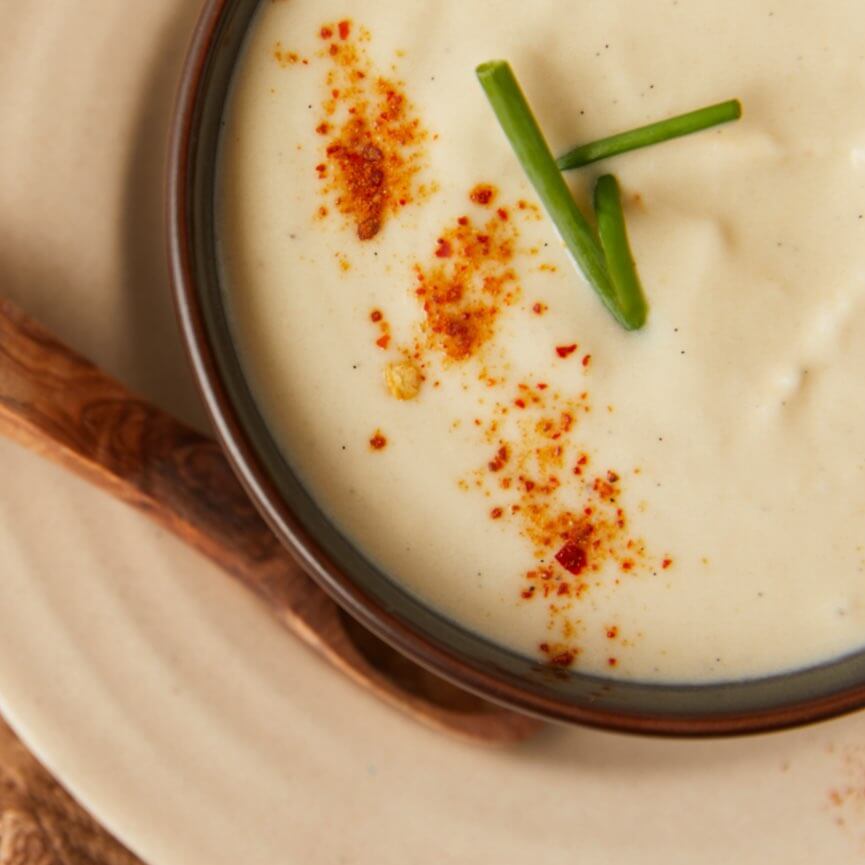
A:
[167,0,865,735]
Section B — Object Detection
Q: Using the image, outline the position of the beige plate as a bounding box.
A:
[2,2,865,863]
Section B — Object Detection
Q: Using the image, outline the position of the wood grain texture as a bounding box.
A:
[0,298,542,746]
[0,718,143,865]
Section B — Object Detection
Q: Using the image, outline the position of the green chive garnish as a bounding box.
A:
[557,99,742,171]
[593,175,648,330]
[476,60,639,330]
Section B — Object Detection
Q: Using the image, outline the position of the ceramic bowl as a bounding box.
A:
[167,0,865,735]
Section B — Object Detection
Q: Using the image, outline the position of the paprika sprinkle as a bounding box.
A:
[412,205,520,362]
[308,21,432,240]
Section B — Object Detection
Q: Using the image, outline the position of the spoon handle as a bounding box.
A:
[0,299,541,745]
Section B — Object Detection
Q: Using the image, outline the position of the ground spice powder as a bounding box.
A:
[310,21,431,240]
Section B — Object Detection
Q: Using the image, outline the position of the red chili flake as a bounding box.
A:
[376,335,391,349]
[593,479,615,499]
[532,302,548,315]
[338,20,351,39]
[606,626,619,639]
[490,507,504,520]
[469,184,497,206]
[551,650,576,668]
[315,163,327,174]
[329,44,339,56]
[557,582,570,596]
[556,540,588,576]
[320,26,333,39]
[607,470,620,483]
[582,354,592,367]
[434,238,453,258]
[583,507,593,516]
[358,217,382,241]
[316,122,330,135]
[556,344,578,358]
[497,207,509,221]
[488,445,509,472]
[621,560,634,572]
[369,431,387,450]
[662,558,673,570]
[524,479,535,492]
[521,587,536,599]
[608,657,618,667]
[514,398,526,409]
[370,309,383,323]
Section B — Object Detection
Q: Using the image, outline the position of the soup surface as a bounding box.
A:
[218,0,865,682]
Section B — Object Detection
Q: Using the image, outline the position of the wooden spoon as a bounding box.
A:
[0,299,542,745]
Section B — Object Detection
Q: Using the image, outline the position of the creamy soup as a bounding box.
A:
[218,0,865,682]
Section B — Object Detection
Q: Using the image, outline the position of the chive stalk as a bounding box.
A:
[593,175,647,330]
[557,99,742,171]
[476,60,641,330]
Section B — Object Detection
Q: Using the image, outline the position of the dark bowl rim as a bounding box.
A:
[166,0,865,737]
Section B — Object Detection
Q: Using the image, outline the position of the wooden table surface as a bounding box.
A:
[0,717,142,865]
